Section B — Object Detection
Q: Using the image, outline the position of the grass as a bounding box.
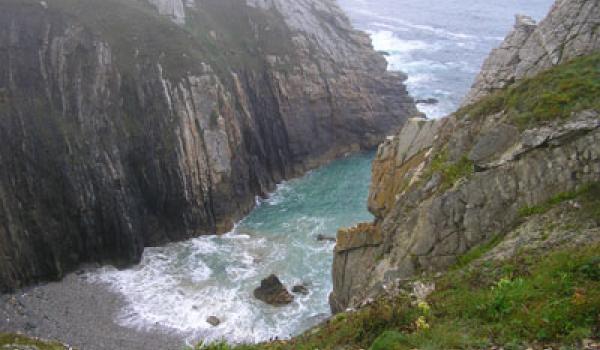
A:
[0,333,68,350]
[456,53,600,129]
[422,150,475,192]
[431,246,600,347]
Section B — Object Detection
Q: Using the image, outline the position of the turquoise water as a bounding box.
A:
[90,152,375,343]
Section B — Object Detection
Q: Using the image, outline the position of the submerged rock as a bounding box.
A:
[254,275,294,306]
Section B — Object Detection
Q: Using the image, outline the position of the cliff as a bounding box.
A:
[462,0,600,106]
[331,0,600,313]
[0,0,418,291]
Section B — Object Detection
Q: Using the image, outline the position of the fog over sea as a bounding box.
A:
[88,0,555,345]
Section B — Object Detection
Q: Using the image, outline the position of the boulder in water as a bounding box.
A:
[254,275,294,306]
[316,234,336,242]
[292,284,309,295]
[416,98,439,105]
[206,316,221,327]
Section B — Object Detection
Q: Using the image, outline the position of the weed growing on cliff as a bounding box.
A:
[432,245,600,347]
[518,182,600,219]
[456,53,600,129]
[424,150,475,192]
[454,234,504,268]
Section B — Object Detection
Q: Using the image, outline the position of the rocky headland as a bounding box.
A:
[330,0,600,314]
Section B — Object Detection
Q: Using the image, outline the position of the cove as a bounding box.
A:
[87,152,375,344]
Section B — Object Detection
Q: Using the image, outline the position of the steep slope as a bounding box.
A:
[0,0,418,291]
[330,0,600,313]
[463,0,600,106]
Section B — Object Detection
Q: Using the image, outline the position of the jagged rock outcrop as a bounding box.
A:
[463,0,600,106]
[330,118,447,311]
[0,0,418,291]
[331,0,600,313]
[254,274,294,305]
[368,117,447,217]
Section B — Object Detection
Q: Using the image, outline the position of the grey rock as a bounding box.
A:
[368,117,447,217]
[416,98,439,105]
[147,0,187,24]
[206,316,220,327]
[253,275,294,306]
[468,124,519,163]
[333,111,600,312]
[291,285,309,295]
[463,0,600,106]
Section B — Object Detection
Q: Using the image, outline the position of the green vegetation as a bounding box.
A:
[0,333,68,350]
[190,243,600,350]
[519,182,600,220]
[456,53,600,129]
[429,247,600,348]
[423,150,475,192]
[454,234,504,269]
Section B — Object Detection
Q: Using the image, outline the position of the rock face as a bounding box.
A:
[147,0,188,24]
[331,0,600,313]
[463,0,600,106]
[254,274,294,305]
[368,117,447,217]
[0,0,418,291]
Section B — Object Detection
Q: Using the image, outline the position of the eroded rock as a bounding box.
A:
[254,275,294,306]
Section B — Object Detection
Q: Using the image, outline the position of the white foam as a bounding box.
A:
[88,217,335,344]
[356,8,476,40]
[84,154,381,345]
[261,182,290,206]
[369,30,434,54]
